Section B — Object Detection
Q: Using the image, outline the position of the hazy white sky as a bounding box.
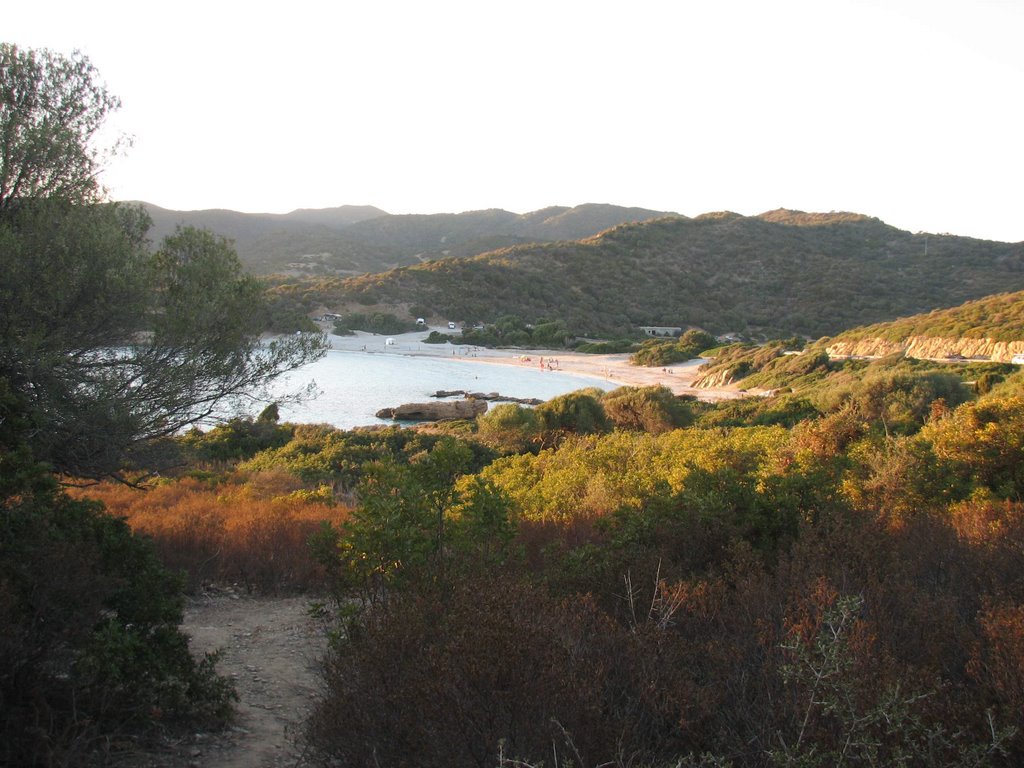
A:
[7,0,1023,241]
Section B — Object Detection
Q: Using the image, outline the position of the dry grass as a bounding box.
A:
[70,471,351,593]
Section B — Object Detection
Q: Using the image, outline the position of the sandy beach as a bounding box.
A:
[324,327,748,402]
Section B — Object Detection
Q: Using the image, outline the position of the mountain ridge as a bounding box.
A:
[131,201,675,276]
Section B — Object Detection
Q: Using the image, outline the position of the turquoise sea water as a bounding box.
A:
[263,349,610,429]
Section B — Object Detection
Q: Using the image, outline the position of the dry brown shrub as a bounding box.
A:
[970,600,1024,722]
[309,575,696,767]
[70,474,350,593]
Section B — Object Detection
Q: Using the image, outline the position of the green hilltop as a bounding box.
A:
[273,209,1024,339]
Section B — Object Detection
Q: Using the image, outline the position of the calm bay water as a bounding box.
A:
[262,349,609,429]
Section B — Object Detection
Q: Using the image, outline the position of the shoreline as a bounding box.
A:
[322,328,749,402]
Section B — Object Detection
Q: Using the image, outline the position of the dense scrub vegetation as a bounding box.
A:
[267,210,1024,340]
[303,372,1024,766]
[63,354,1024,767]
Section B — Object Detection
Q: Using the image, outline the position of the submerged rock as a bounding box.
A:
[430,389,543,405]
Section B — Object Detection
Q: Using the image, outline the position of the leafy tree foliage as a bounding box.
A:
[81,375,1024,766]
[455,314,573,348]
[0,46,326,479]
[313,438,513,606]
[0,44,120,211]
[180,410,293,463]
[0,211,326,478]
[0,44,322,763]
[475,402,540,453]
[923,396,1024,498]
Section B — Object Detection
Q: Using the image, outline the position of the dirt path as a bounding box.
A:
[129,589,328,768]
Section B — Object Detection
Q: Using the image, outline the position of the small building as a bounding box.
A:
[640,326,682,338]
[1012,353,1024,365]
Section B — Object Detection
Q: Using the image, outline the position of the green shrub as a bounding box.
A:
[181,414,293,462]
[476,402,541,453]
[535,389,610,444]
[0,468,235,766]
[423,330,453,344]
[602,385,693,433]
[631,329,716,367]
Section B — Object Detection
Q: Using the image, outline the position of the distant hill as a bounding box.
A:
[139,202,388,244]
[278,209,1024,339]
[135,203,396,276]
[277,205,389,229]
[133,202,673,277]
[339,204,676,253]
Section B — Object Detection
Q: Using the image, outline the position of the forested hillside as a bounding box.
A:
[279,210,1024,339]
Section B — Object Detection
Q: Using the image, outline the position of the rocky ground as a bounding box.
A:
[124,588,329,768]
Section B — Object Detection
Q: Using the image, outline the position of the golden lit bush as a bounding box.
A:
[71,473,350,593]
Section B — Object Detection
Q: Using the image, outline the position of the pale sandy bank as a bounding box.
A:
[324,327,748,402]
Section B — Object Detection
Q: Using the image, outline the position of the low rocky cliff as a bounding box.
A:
[693,367,744,389]
[825,336,1024,362]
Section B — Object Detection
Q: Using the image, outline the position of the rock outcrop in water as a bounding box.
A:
[376,399,488,421]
